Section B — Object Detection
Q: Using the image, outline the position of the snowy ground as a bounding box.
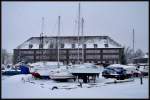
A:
[2,74,149,99]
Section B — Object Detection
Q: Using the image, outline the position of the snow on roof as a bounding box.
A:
[69,64,100,73]
[69,68,100,74]
[16,36,122,49]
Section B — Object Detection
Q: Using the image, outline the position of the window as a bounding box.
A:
[61,44,64,48]
[49,44,53,48]
[72,44,75,48]
[46,41,49,44]
[94,44,97,48]
[83,44,86,48]
[39,43,43,49]
[104,44,108,48]
[29,44,33,49]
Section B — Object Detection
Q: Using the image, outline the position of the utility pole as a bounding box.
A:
[57,16,61,68]
[81,17,84,64]
[77,3,81,64]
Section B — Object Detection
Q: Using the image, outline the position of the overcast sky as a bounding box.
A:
[2,1,149,53]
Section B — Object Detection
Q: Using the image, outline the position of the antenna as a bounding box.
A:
[77,3,81,64]
[57,16,61,68]
[81,17,84,64]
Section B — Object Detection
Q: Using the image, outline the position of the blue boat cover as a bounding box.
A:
[20,65,30,74]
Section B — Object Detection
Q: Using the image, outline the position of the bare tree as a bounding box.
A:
[1,49,13,64]
[124,46,134,64]
[1,49,9,64]
[134,49,144,58]
[124,46,145,64]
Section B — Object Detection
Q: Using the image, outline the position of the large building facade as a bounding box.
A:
[13,36,124,64]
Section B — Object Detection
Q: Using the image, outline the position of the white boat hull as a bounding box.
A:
[49,75,75,80]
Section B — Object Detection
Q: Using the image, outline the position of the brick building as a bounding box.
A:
[13,36,124,65]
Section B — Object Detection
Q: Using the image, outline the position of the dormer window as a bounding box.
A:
[104,44,108,48]
[29,44,33,49]
[104,38,108,48]
[83,44,86,48]
[94,44,97,48]
[39,43,43,49]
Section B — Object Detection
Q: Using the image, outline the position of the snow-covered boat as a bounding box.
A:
[69,63,101,74]
[2,64,21,76]
[68,63,101,83]
[2,70,21,75]
[29,61,63,79]
[102,64,139,79]
[49,69,75,81]
[2,68,21,76]
[109,64,137,74]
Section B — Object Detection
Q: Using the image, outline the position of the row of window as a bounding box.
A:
[29,43,109,49]
[18,49,119,55]
[20,54,119,60]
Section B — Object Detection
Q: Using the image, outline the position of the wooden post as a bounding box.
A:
[94,75,96,83]
[140,73,143,85]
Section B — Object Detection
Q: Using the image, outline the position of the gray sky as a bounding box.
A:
[2,1,149,53]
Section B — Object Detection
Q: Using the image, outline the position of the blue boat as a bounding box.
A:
[2,70,21,76]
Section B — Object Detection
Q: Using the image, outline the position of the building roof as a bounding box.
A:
[15,35,123,49]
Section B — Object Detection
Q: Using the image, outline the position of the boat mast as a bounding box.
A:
[40,17,44,62]
[77,3,81,64]
[133,28,135,53]
[57,16,61,68]
[81,17,84,64]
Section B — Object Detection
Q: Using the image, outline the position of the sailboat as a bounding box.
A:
[68,3,100,83]
[30,18,64,79]
[49,16,75,81]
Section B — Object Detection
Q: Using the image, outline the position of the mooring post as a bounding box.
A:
[140,73,143,85]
